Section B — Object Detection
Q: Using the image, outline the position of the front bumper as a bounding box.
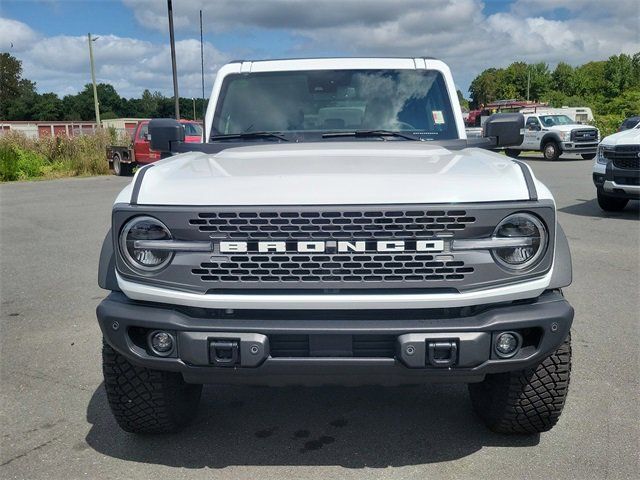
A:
[97,290,573,386]
[593,161,640,199]
[561,141,597,154]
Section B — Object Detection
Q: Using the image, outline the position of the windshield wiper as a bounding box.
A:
[322,129,423,141]
[211,131,289,141]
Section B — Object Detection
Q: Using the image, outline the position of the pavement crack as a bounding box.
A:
[1,435,62,467]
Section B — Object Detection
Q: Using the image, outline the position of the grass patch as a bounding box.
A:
[0,130,113,182]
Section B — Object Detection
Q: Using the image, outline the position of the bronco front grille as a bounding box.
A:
[571,129,598,142]
[605,145,640,169]
[189,209,476,240]
[192,253,474,283]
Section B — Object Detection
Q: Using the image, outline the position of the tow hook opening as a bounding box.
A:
[427,341,458,367]
[209,339,240,367]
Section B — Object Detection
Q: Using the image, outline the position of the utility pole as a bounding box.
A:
[200,9,206,140]
[87,33,101,126]
[526,68,531,102]
[167,0,180,119]
[192,98,196,119]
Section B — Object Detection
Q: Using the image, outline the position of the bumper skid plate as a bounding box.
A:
[97,290,573,386]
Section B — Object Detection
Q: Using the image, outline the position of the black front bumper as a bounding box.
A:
[97,290,573,386]
[593,161,640,199]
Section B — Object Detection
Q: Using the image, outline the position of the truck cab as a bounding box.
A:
[97,57,574,436]
[107,120,203,175]
[506,112,599,161]
[593,122,640,211]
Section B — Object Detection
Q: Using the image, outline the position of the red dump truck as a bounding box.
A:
[106,120,202,176]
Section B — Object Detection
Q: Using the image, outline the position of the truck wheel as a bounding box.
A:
[597,190,629,212]
[112,153,132,176]
[581,153,596,160]
[505,149,520,158]
[102,340,202,433]
[468,334,571,434]
[542,141,561,161]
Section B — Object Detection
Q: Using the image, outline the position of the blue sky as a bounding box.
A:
[0,0,636,98]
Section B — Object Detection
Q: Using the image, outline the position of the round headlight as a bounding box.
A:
[119,216,173,273]
[492,213,547,270]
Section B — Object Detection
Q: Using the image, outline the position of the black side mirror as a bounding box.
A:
[483,113,524,147]
[148,119,185,152]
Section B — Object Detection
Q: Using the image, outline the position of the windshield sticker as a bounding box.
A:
[432,110,445,124]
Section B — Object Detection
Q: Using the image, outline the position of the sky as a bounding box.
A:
[0,0,638,99]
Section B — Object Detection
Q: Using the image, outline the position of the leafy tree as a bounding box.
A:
[552,62,576,95]
[0,53,25,117]
[604,54,635,96]
[456,89,469,109]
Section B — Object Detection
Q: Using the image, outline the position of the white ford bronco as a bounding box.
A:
[97,58,573,435]
[504,112,599,161]
[592,122,640,211]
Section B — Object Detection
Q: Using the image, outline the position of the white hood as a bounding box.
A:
[122,142,535,206]
[600,127,640,146]
[546,124,591,133]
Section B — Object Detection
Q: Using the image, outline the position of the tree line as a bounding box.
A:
[467,52,640,129]
[0,53,207,122]
[1,51,638,129]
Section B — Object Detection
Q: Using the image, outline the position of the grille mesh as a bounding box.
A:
[192,253,474,283]
[571,129,598,142]
[189,209,476,240]
[606,145,640,169]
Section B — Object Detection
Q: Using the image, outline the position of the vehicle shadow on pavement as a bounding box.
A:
[559,198,640,220]
[85,382,538,468]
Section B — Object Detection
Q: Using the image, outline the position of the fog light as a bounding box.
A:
[149,330,174,356]
[495,332,519,358]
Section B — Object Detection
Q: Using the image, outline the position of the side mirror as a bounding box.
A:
[148,119,185,152]
[483,113,524,147]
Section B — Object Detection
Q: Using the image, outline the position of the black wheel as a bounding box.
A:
[505,149,521,158]
[597,190,629,212]
[581,153,596,160]
[112,153,132,176]
[469,334,571,434]
[102,340,202,433]
[542,141,561,161]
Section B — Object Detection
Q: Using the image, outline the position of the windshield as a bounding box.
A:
[183,123,203,136]
[211,69,458,141]
[539,115,573,127]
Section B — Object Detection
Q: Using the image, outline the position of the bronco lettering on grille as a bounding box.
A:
[219,240,445,254]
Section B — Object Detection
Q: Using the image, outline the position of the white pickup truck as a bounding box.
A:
[592,122,640,211]
[505,112,599,161]
[97,58,574,435]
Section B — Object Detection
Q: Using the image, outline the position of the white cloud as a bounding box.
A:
[120,0,639,95]
[0,17,39,52]
[1,21,228,98]
[2,0,638,98]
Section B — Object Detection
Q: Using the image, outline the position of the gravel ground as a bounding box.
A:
[1,154,638,479]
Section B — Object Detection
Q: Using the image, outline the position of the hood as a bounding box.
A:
[126,142,534,206]
[600,127,640,146]
[546,124,594,133]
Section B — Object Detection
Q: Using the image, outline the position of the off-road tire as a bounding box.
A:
[112,153,132,176]
[542,141,561,161]
[505,149,521,158]
[468,334,571,434]
[102,340,202,433]
[581,153,596,160]
[597,190,629,212]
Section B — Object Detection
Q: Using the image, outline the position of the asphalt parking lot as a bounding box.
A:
[1,154,639,480]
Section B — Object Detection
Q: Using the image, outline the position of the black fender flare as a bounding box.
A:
[98,228,120,291]
[549,223,572,289]
[539,132,561,151]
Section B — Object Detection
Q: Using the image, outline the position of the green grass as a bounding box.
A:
[0,130,112,182]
